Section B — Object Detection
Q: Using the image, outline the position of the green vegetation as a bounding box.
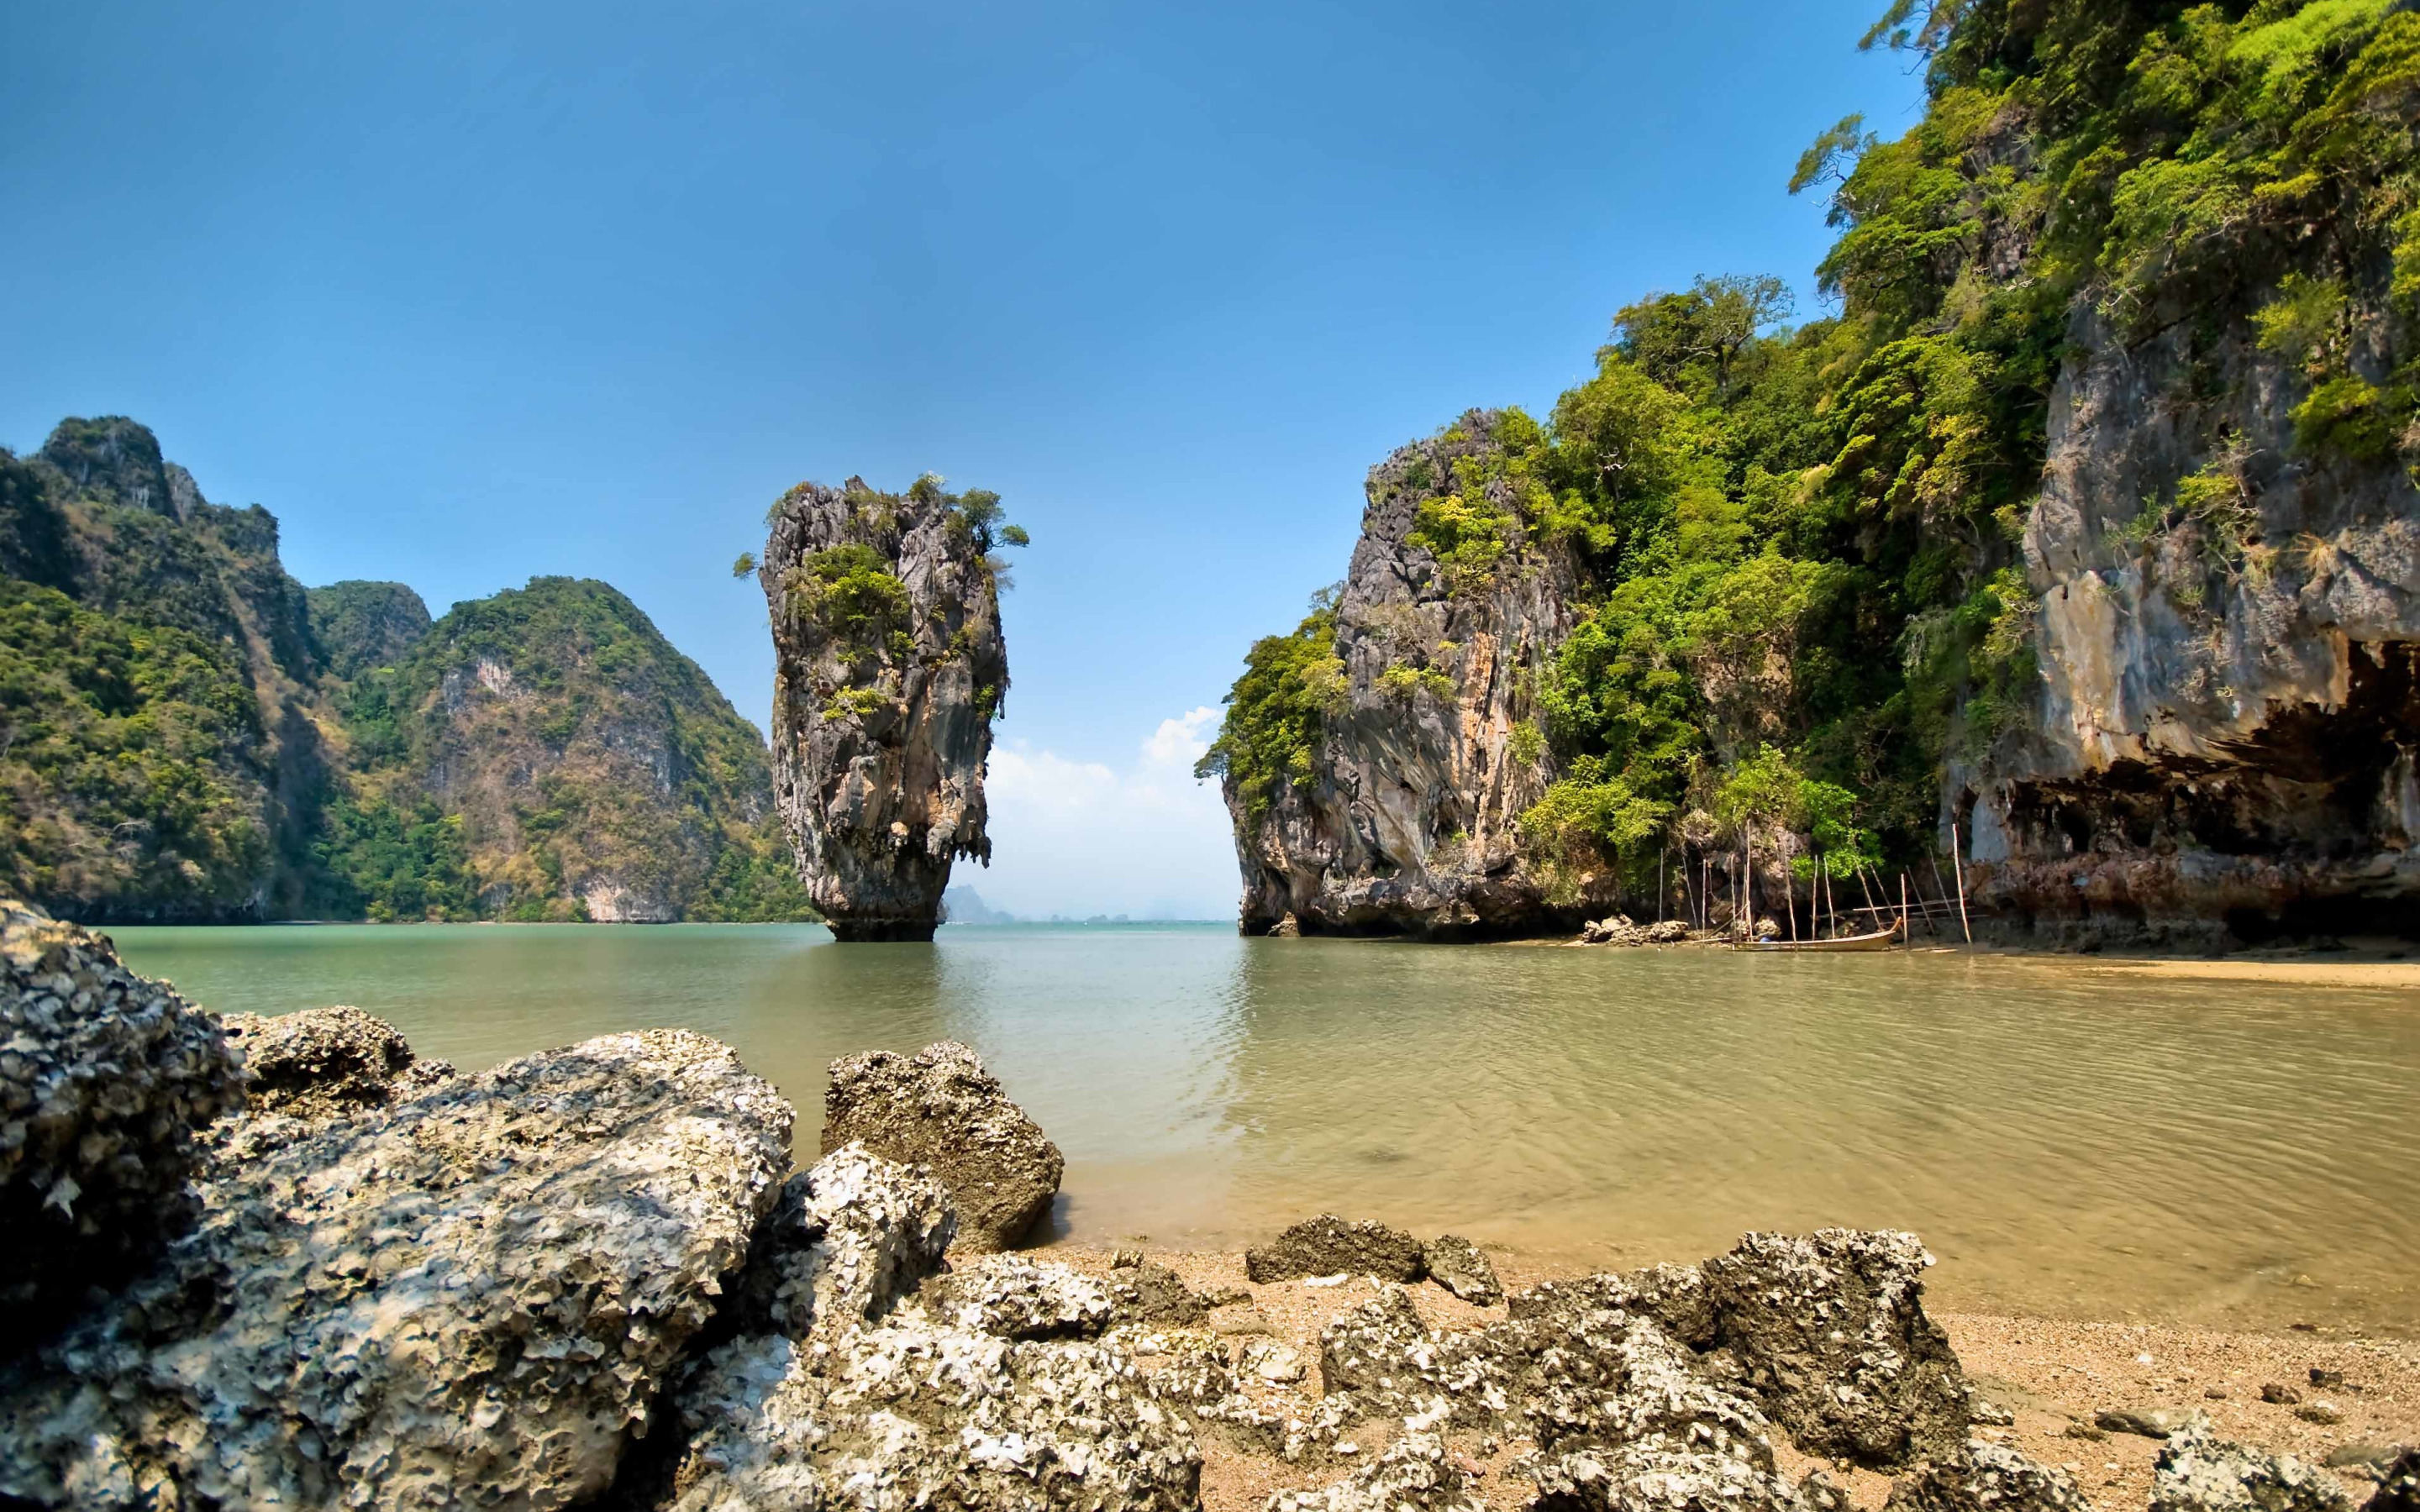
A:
[2,418,815,922]
[0,580,271,915]
[1207,0,2420,899]
[792,543,911,640]
[1193,591,1347,816]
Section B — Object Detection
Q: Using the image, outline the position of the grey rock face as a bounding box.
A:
[759,476,1008,941]
[2150,1420,2354,1512]
[1214,412,1587,937]
[0,900,243,1331]
[0,1028,791,1511]
[219,1004,454,1124]
[1422,1233,1502,1305]
[821,1040,1063,1252]
[1967,292,2420,942]
[658,1146,1200,1512]
[1702,1228,1972,1467]
[1886,1441,2097,1512]
[1247,1214,1427,1284]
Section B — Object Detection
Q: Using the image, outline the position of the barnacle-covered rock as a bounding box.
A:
[1248,1213,1426,1284]
[822,1040,1062,1252]
[218,1005,453,1124]
[1269,1431,1484,1512]
[1887,1441,2098,1512]
[0,900,242,1331]
[1701,1228,1972,1467]
[0,1029,790,1511]
[924,1252,1113,1340]
[2149,1419,2354,1512]
[726,1142,955,1340]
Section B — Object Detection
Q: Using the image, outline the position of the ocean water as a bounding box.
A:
[107,921,2420,1334]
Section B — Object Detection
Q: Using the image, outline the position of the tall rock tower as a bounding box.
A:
[759,475,1017,941]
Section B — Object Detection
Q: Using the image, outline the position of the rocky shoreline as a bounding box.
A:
[3,896,2411,1512]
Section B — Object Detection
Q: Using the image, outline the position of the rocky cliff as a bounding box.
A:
[1965,294,2420,946]
[1208,413,1580,937]
[758,475,1017,941]
[331,575,808,922]
[1205,3,2420,948]
[0,416,809,923]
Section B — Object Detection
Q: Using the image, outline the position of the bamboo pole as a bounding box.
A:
[1658,850,1666,925]
[1784,849,1797,941]
[1900,872,1911,939]
[1950,822,1973,943]
[1743,831,1754,939]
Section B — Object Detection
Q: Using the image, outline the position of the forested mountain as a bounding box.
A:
[1202,0,2420,945]
[0,417,811,923]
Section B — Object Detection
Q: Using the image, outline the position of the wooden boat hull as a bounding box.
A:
[1742,921,1902,953]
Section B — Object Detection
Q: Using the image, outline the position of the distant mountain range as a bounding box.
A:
[0,416,813,923]
[939,886,1013,925]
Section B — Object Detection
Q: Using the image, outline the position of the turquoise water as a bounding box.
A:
[107,922,2420,1335]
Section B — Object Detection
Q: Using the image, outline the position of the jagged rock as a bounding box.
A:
[1702,1228,1971,1467]
[0,900,243,1331]
[661,1147,1198,1511]
[758,474,1013,941]
[0,1029,790,1511]
[821,1040,1063,1252]
[1269,1431,1484,1512]
[1247,1214,1427,1284]
[1644,919,1691,942]
[726,1142,956,1340]
[1886,1441,2097,1512]
[219,1005,454,1123]
[1527,1317,1807,1512]
[1110,1263,1211,1327]
[924,1253,1113,1340]
[2149,1419,2354,1512]
[1212,412,1589,937]
[664,1320,1201,1512]
[2366,1450,2420,1512]
[1509,1261,1717,1348]
[1423,1234,1503,1305]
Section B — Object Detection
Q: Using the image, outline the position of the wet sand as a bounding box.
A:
[1044,1244,2419,1512]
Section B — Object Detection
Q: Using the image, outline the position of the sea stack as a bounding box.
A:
[760,474,1018,941]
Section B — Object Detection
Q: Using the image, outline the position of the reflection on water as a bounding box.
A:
[109,922,2419,1334]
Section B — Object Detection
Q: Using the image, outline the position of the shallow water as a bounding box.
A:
[108,921,2420,1335]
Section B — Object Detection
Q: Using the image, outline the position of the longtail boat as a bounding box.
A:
[1741,917,1903,952]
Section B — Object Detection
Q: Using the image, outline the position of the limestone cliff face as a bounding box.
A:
[1965,300,2420,945]
[1222,412,1581,937]
[760,477,1007,942]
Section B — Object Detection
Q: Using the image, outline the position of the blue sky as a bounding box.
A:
[2,0,1923,919]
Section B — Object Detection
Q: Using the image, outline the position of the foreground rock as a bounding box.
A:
[0,1029,790,1511]
[822,1040,1063,1251]
[220,1004,454,1122]
[655,1147,1201,1512]
[1704,1228,1973,1467]
[0,900,242,1333]
[1422,1233,1502,1305]
[1247,1214,1426,1284]
[2150,1419,2354,1512]
[1886,1441,2097,1512]
[757,474,1019,941]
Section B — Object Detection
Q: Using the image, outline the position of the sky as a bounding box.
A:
[1,0,1926,921]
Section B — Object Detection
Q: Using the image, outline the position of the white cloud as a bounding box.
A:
[970,706,1239,921]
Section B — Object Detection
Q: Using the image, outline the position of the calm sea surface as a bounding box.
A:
[106,922,2419,1335]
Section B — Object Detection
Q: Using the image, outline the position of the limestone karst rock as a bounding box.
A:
[820,1039,1063,1251]
[0,900,243,1336]
[759,474,1014,941]
[0,1027,791,1511]
[1246,1213,1428,1284]
[218,1004,454,1123]
[1207,412,1581,937]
